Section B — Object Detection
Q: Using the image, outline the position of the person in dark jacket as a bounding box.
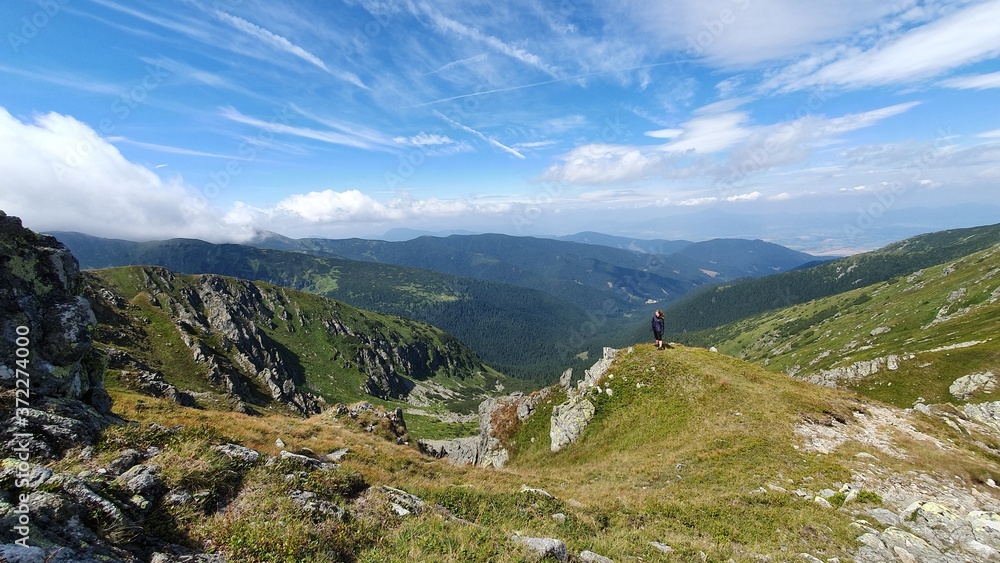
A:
[651,310,665,350]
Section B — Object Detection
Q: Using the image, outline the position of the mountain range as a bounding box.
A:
[50,230,821,382]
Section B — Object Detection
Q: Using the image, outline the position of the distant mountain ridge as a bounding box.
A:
[51,230,821,382]
[245,231,820,303]
[689,237,1000,409]
[551,231,693,254]
[665,222,1000,334]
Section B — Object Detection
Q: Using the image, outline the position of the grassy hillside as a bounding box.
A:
[86,266,511,423]
[686,241,1000,408]
[666,222,1000,333]
[72,344,1000,561]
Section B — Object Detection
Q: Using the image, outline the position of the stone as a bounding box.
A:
[578,550,614,563]
[559,368,573,390]
[288,489,346,520]
[511,535,568,562]
[520,485,552,497]
[0,544,46,563]
[550,397,595,452]
[105,448,144,476]
[325,448,350,462]
[213,443,262,464]
[950,371,996,400]
[650,542,673,553]
[115,464,164,497]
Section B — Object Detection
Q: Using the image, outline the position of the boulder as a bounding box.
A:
[511,535,568,562]
[550,398,595,452]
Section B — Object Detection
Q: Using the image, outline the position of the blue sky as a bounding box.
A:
[1,0,999,253]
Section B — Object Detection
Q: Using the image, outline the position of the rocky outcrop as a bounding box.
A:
[0,211,112,459]
[550,398,596,453]
[803,354,907,387]
[950,371,996,400]
[549,347,619,452]
[0,421,419,562]
[329,402,409,443]
[87,266,489,415]
[420,348,623,466]
[418,388,555,468]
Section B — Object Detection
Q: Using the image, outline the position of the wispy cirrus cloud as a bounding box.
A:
[434,111,525,159]
[941,70,1000,90]
[769,0,1000,91]
[415,4,560,78]
[213,10,368,89]
[220,107,394,152]
[543,101,922,186]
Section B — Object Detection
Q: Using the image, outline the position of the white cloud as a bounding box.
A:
[769,192,794,201]
[417,4,560,78]
[214,10,368,89]
[236,189,515,228]
[661,111,752,153]
[726,191,761,202]
[541,144,665,185]
[774,0,1000,91]
[395,132,456,146]
[605,0,902,67]
[220,107,394,152]
[434,111,525,159]
[979,129,1000,138]
[546,102,920,186]
[940,70,1000,90]
[645,128,684,139]
[678,196,718,206]
[0,107,245,242]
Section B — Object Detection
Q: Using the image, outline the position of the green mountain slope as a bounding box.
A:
[249,232,712,311]
[86,266,508,416]
[554,231,693,254]
[412,345,1000,561]
[666,222,1000,333]
[687,241,1000,408]
[53,233,603,382]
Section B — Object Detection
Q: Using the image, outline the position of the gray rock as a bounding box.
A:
[105,448,144,476]
[325,448,350,462]
[550,397,595,452]
[418,436,482,465]
[950,371,996,400]
[288,489,346,520]
[0,213,112,459]
[511,535,568,562]
[578,550,614,563]
[213,443,261,464]
[559,368,573,390]
[279,450,335,470]
[115,464,164,498]
[0,544,46,563]
[650,542,673,554]
[377,486,427,516]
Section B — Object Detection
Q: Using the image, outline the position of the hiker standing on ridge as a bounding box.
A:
[651,310,665,350]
